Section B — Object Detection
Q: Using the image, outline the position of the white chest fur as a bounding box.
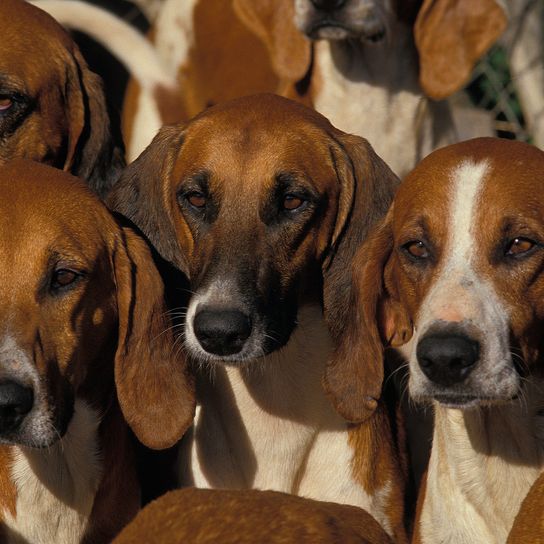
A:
[2,400,102,544]
[420,393,544,544]
[182,306,392,535]
[313,38,456,178]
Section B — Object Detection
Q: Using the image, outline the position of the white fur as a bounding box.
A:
[2,399,102,544]
[182,306,394,536]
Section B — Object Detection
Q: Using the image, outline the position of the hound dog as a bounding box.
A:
[34,0,506,170]
[332,137,544,543]
[112,489,393,544]
[0,160,194,543]
[1,0,124,196]
[108,94,407,542]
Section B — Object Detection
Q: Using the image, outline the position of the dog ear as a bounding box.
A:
[323,211,413,422]
[64,47,125,198]
[322,133,399,341]
[233,0,311,83]
[113,225,195,450]
[107,125,191,277]
[415,0,507,100]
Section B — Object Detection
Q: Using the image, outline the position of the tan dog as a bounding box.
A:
[108,94,406,542]
[507,471,544,543]
[0,160,194,543]
[333,137,544,543]
[113,489,393,544]
[1,0,124,196]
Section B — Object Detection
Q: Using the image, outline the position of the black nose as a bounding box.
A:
[311,0,347,11]
[416,334,480,387]
[0,381,33,433]
[194,309,252,356]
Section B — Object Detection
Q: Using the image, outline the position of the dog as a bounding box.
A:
[332,137,544,543]
[0,160,194,543]
[112,488,393,544]
[34,0,506,171]
[1,0,125,197]
[108,93,407,542]
[507,471,544,543]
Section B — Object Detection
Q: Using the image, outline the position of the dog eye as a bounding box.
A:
[0,96,12,112]
[283,194,305,211]
[186,191,207,208]
[506,237,536,257]
[51,269,80,290]
[402,240,429,260]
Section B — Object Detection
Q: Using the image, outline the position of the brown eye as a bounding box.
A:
[187,192,206,208]
[0,97,12,111]
[283,195,304,211]
[52,269,79,289]
[403,240,429,260]
[506,237,536,257]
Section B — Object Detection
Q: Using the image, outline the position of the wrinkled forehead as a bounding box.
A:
[392,139,544,239]
[172,108,337,194]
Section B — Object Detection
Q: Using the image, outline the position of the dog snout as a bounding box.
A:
[310,0,347,11]
[194,308,253,356]
[416,334,480,387]
[0,381,33,434]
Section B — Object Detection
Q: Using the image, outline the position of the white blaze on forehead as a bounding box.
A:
[447,160,489,270]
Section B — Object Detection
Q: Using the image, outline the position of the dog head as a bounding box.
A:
[0,0,124,197]
[0,160,194,450]
[331,138,544,412]
[109,93,398,418]
[235,0,506,101]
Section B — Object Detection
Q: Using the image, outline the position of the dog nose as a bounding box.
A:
[311,0,347,11]
[0,381,33,433]
[416,334,479,387]
[194,309,252,356]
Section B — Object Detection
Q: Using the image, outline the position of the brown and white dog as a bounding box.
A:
[108,94,407,542]
[35,0,506,172]
[1,0,124,197]
[333,137,544,543]
[0,160,194,543]
[112,488,393,544]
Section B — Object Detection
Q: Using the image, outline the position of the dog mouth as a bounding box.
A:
[430,393,519,409]
[306,20,386,42]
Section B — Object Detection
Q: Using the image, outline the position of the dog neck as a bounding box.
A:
[0,396,139,543]
[311,27,456,178]
[419,383,544,544]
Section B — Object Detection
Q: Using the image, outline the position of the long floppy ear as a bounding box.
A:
[113,225,195,449]
[322,134,399,342]
[233,0,311,83]
[107,125,190,276]
[323,212,413,422]
[415,0,507,100]
[64,47,125,198]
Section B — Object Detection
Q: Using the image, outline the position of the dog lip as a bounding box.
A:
[432,393,518,409]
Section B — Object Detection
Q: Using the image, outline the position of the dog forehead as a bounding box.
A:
[393,138,544,234]
[0,161,112,252]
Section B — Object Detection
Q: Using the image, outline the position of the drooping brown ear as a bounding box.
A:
[64,46,125,198]
[113,225,195,450]
[107,125,190,276]
[415,0,507,100]
[323,211,413,422]
[322,134,399,341]
[233,0,311,83]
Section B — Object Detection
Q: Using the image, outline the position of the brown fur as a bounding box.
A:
[113,489,393,544]
[0,161,195,541]
[1,0,124,197]
[507,471,544,543]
